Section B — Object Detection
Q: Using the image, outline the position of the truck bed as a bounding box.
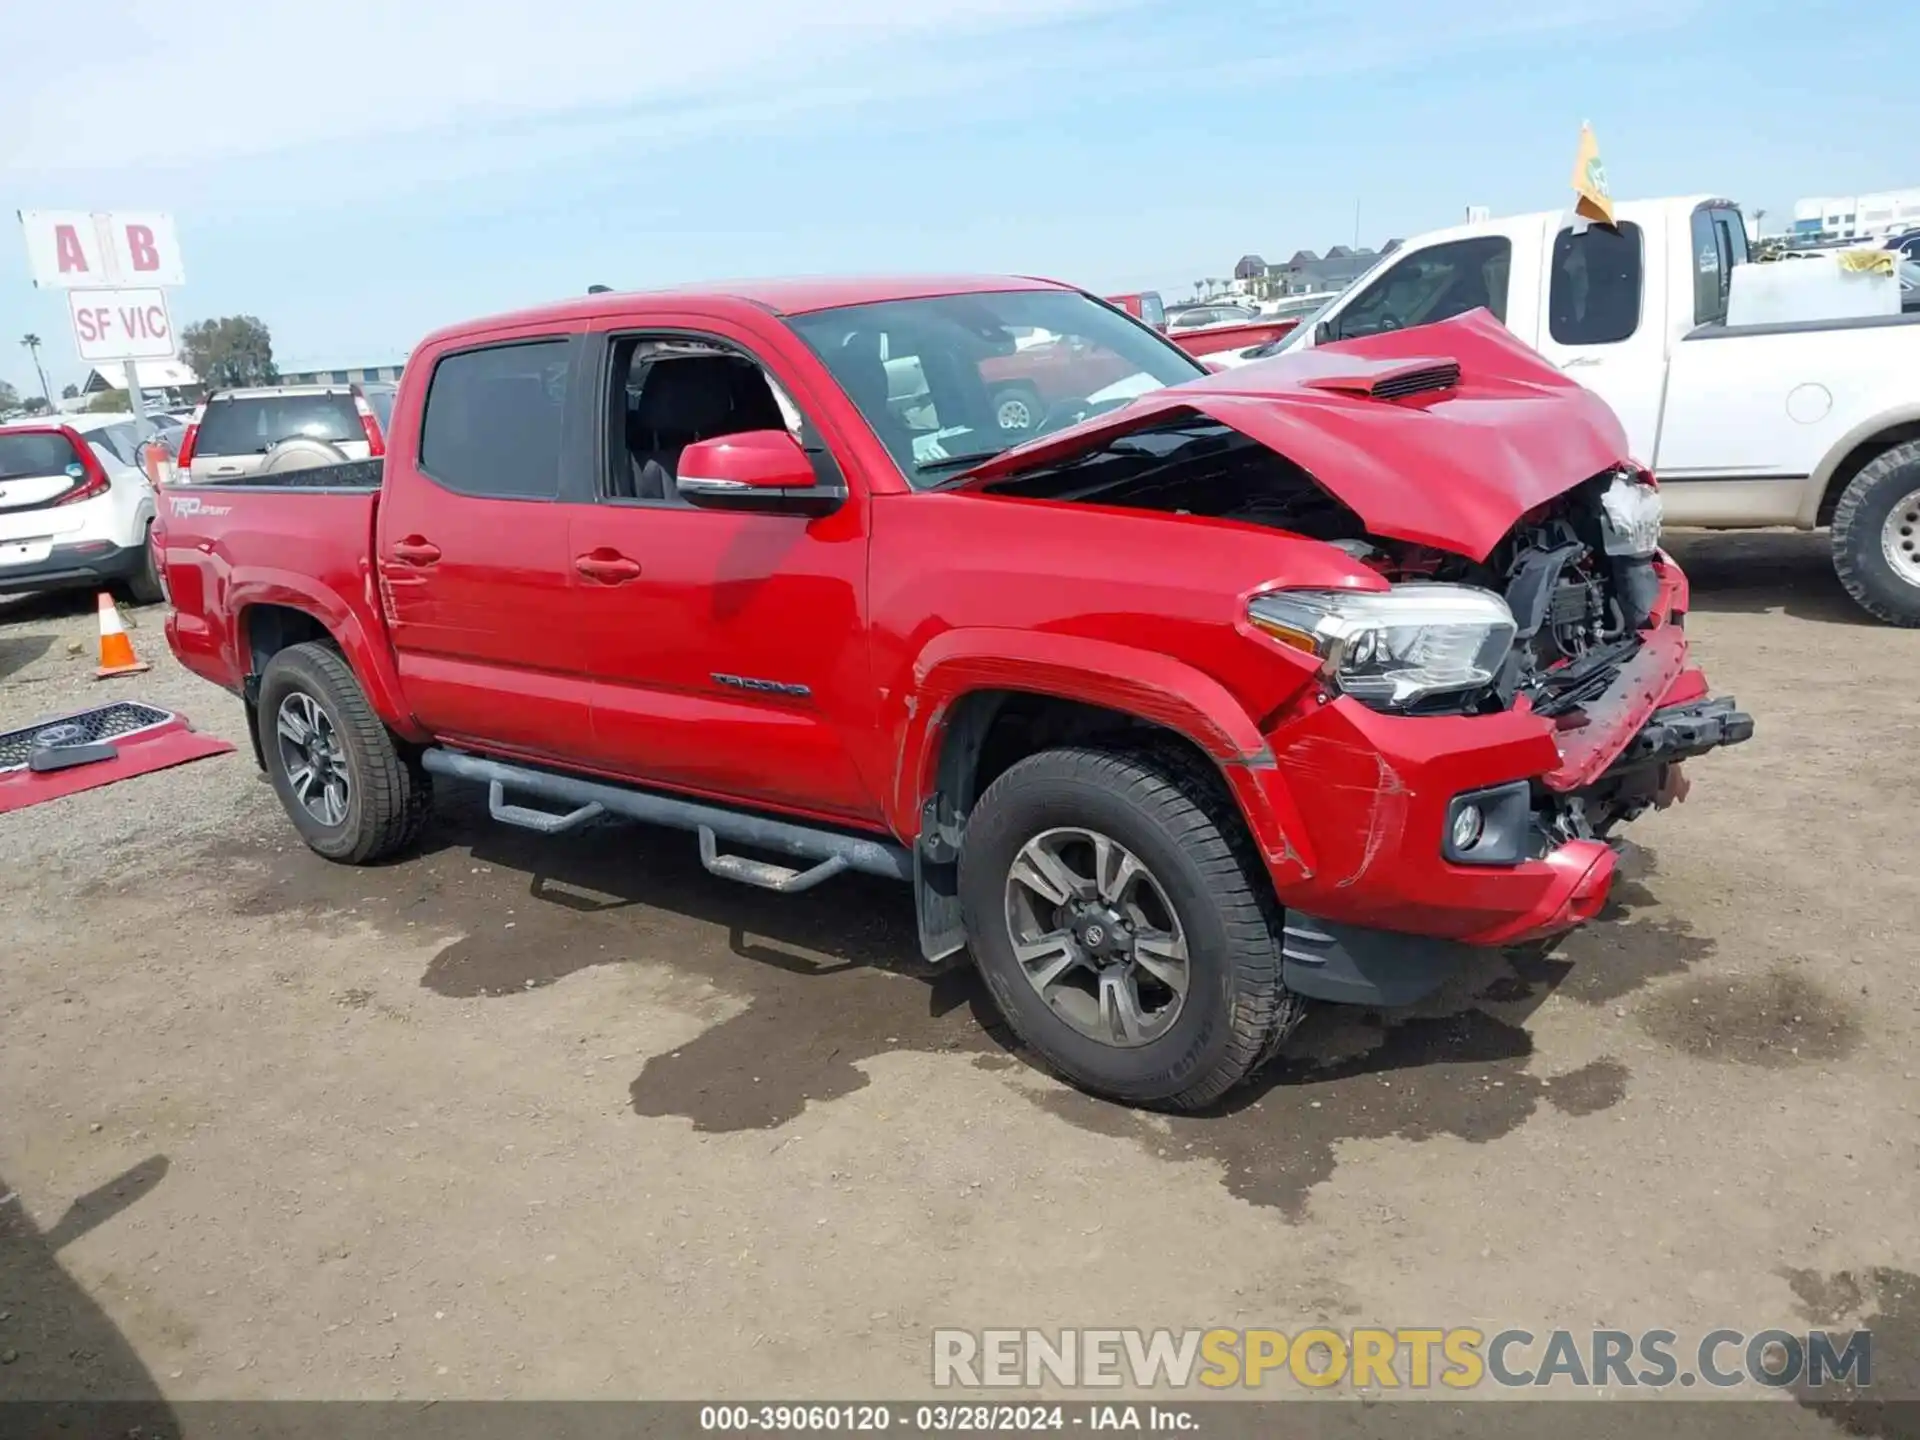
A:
[156,465,388,701]
[183,458,385,492]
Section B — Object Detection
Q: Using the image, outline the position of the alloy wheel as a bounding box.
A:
[276,691,350,827]
[1002,826,1190,1048]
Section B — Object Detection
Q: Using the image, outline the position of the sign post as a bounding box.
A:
[16,210,187,437]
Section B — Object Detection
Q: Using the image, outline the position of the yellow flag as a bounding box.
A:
[1571,122,1615,226]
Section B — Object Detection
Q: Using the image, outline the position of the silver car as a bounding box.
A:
[181,383,393,481]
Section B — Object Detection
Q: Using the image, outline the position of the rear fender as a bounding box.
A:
[233,570,424,742]
[894,627,1313,877]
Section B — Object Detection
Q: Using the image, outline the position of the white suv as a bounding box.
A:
[0,414,161,604]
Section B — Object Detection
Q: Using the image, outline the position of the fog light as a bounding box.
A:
[1443,781,1531,866]
[1451,804,1485,852]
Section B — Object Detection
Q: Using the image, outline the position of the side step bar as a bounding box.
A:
[420,748,913,892]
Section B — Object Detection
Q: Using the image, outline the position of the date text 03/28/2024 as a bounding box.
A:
[699,1404,1194,1432]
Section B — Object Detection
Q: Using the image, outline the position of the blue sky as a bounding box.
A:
[1,0,1914,394]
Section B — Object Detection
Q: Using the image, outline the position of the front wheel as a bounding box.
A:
[1831,440,1920,626]
[256,641,431,864]
[958,746,1303,1110]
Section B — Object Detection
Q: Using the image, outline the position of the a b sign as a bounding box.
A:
[18,210,186,289]
[67,288,176,363]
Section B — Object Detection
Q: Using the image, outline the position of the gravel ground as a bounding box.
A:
[0,530,1916,1431]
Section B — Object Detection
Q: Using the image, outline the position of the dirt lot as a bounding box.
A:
[1,531,1916,1424]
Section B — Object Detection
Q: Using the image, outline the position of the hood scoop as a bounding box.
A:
[1300,358,1460,402]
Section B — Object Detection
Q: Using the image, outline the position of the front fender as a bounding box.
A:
[231,566,424,741]
[891,627,1313,877]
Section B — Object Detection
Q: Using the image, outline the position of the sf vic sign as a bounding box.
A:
[17,209,188,367]
[67,288,174,363]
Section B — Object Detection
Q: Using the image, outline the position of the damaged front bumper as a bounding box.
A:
[1613,695,1756,769]
[1235,657,1754,1010]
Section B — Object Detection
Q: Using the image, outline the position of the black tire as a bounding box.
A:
[122,523,163,606]
[990,385,1045,436]
[1831,440,1920,627]
[958,745,1304,1110]
[256,641,431,864]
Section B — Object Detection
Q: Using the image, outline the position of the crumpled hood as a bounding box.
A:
[948,309,1631,562]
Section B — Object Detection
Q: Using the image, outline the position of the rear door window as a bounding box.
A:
[1691,207,1734,326]
[95,423,139,465]
[419,340,571,500]
[193,393,361,458]
[1548,221,1645,345]
[1331,236,1512,340]
[1140,293,1166,327]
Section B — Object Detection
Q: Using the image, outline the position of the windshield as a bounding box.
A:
[786,289,1205,488]
[1263,294,1345,356]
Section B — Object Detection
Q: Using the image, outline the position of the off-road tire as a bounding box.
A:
[1831,440,1920,627]
[256,641,432,864]
[959,745,1304,1110]
[123,522,163,606]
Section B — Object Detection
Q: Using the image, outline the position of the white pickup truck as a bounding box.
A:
[1222,195,1920,625]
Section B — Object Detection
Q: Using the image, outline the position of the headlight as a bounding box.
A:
[1599,472,1663,557]
[1248,583,1516,710]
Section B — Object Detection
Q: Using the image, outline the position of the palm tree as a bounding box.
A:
[19,334,53,413]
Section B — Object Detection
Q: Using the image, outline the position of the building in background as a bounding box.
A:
[1232,241,1400,300]
[1792,189,1920,244]
[79,360,203,409]
[274,358,408,387]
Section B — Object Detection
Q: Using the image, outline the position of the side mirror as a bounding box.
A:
[1313,320,1334,346]
[675,430,842,517]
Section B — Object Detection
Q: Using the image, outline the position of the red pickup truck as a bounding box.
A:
[156,279,1752,1109]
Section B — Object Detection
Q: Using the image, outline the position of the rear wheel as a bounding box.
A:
[1831,441,1920,626]
[959,746,1302,1109]
[122,523,163,606]
[256,641,431,863]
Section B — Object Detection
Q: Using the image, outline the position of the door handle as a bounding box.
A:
[574,550,642,583]
[391,537,442,565]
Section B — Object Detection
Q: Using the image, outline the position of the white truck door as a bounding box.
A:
[1529,214,1670,463]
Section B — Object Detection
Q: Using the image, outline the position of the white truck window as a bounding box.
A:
[1548,222,1644,346]
[1329,237,1512,341]
[1689,206,1747,327]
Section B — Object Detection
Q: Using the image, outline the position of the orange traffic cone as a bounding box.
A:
[95,592,150,679]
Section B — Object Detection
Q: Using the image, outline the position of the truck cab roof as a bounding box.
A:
[1413,195,1737,251]
[420,275,1081,348]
